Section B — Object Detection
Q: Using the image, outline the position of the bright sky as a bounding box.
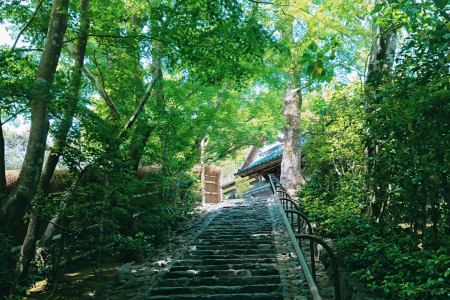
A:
[0,22,16,47]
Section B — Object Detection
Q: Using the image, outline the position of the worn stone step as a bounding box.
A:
[207,225,271,227]
[198,233,271,237]
[158,275,281,287]
[187,249,273,256]
[173,253,276,266]
[193,239,273,245]
[199,234,273,237]
[191,244,272,251]
[163,268,279,279]
[196,236,272,241]
[146,292,283,300]
[170,263,277,272]
[145,199,284,300]
[181,253,276,260]
[173,258,276,266]
[151,284,281,296]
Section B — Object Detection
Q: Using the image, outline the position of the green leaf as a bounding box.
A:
[308,41,319,53]
[372,3,384,14]
[434,0,448,10]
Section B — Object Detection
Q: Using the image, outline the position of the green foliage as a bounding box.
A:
[0,234,19,299]
[298,4,450,297]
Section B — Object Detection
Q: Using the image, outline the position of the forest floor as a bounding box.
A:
[21,203,223,300]
[22,257,125,300]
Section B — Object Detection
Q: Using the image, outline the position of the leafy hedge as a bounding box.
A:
[299,65,450,298]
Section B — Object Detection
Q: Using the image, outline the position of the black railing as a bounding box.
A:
[268,174,341,300]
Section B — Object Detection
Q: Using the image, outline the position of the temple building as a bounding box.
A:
[221,136,284,199]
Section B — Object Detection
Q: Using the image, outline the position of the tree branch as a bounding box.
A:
[1,108,28,125]
[117,78,157,140]
[180,84,202,104]
[12,48,44,52]
[66,42,120,119]
[63,34,171,44]
[92,42,107,91]
[247,0,290,5]
[10,0,44,52]
[206,142,254,165]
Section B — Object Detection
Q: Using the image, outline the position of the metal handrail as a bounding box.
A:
[285,209,316,282]
[279,197,299,211]
[296,234,341,300]
[268,175,323,300]
[269,174,341,300]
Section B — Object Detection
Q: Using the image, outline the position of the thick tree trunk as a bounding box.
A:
[366,12,397,89]
[40,0,90,194]
[33,0,90,262]
[129,124,154,172]
[12,214,39,292]
[0,0,70,240]
[280,87,306,194]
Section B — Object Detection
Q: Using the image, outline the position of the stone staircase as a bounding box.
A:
[147,198,283,299]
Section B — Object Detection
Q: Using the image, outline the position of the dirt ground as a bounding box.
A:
[22,257,129,300]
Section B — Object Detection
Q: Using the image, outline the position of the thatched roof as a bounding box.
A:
[6,170,71,193]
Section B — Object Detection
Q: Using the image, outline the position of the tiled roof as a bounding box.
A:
[235,146,283,176]
[242,184,272,196]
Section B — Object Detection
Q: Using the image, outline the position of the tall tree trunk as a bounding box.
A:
[128,43,164,172]
[363,0,397,217]
[0,0,70,297]
[11,214,39,294]
[366,9,397,89]
[34,0,90,258]
[129,124,154,172]
[39,0,90,195]
[280,86,306,194]
[0,0,70,240]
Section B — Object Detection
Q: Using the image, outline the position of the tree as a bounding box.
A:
[1,0,280,295]
[0,0,70,240]
[255,0,369,192]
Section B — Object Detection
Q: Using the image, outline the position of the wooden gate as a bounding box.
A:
[204,166,222,203]
[196,165,222,203]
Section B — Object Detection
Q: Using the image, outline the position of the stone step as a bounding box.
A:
[170,263,277,272]
[190,244,272,251]
[195,236,272,241]
[197,233,272,237]
[158,275,281,287]
[163,268,279,279]
[173,258,276,266]
[150,284,281,296]
[193,239,273,245]
[187,249,274,256]
[146,200,284,300]
[198,234,273,238]
[146,292,283,300]
[206,224,272,227]
[183,253,276,260]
